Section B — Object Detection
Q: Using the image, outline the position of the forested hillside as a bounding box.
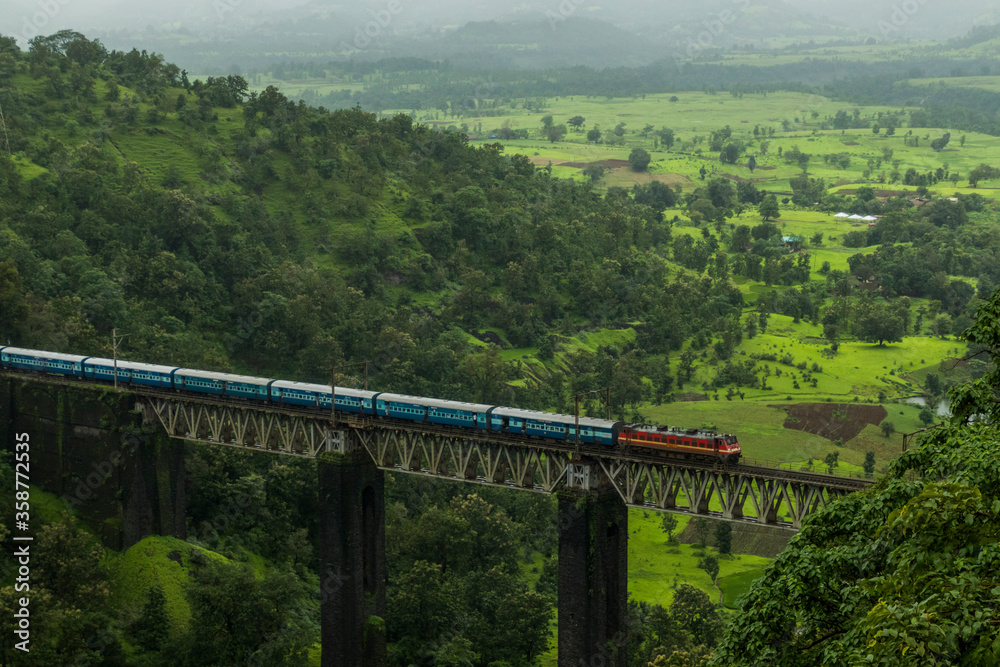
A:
[0,30,696,408]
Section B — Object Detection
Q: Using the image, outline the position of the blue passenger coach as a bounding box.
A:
[271,380,334,409]
[83,358,177,388]
[333,387,379,415]
[375,393,494,429]
[0,347,87,376]
[173,369,273,398]
[490,407,621,445]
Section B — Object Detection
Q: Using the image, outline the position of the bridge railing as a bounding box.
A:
[742,456,877,481]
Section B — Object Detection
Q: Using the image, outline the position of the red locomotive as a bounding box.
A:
[619,424,741,464]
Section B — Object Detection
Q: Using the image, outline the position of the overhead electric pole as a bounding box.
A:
[571,386,612,460]
[111,328,127,390]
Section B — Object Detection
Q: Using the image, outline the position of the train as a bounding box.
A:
[0,346,742,464]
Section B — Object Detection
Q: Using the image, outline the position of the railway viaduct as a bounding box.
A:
[0,373,872,667]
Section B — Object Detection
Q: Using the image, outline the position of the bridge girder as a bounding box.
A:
[138,395,862,530]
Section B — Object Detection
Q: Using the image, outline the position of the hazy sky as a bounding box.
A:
[4,0,999,56]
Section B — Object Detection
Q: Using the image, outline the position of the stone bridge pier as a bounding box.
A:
[557,462,628,667]
[1,378,185,550]
[318,434,387,667]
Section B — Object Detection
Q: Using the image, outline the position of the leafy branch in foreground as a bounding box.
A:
[712,287,1000,667]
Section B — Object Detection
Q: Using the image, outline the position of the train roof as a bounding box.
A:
[271,379,332,393]
[335,387,379,399]
[377,392,494,412]
[84,357,179,374]
[174,368,274,385]
[2,347,89,363]
[492,406,621,429]
[624,423,730,438]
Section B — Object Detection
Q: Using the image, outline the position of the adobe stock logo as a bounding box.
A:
[544,0,589,31]
[670,0,751,72]
[19,0,72,44]
[339,0,404,54]
[876,0,930,37]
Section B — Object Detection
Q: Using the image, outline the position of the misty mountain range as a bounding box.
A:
[4,0,1000,71]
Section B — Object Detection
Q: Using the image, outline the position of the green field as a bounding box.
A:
[490,125,1000,196]
[907,75,1000,92]
[628,510,771,607]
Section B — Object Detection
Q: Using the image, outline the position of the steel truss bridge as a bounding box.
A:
[134,389,872,530]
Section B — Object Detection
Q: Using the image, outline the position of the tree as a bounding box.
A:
[629,147,651,171]
[583,164,606,182]
[698,554,720,582]
[926,373,942,396]
[540,114,553,129]
[670,584,720,648]
[130,585,169,652]
[634,181,677,211]
[706,177,736,210]
[691,517,710,547]
[747,155,756,172]
[0,521,122,664]
[729,225,753,253]
[856,301,905,346]
[862,451,876,475]
[919,407,935,426]
[661,514,679,543]
[720,141,745,164]
[493,588,553,662]
[925,199,967,229]
[545,123,566,142]
[461,347,513,405]
[879,420,895,438]
[567,115,585,129]
[658,127,676,150]
[587,127,602,143]
[758,194,779,221]
[930,132,951,151]
[823,451,839,473]
[430,636,477,667]
[184,559,312,665]
[0,259,28,339]
[715,521,732,555]
[737,181,762,204]
[967,163,1000,187]
[648,645,713,666]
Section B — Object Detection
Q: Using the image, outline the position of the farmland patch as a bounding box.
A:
[780,403,888,441]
